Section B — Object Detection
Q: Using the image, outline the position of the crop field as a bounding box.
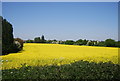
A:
[1,43,118,70]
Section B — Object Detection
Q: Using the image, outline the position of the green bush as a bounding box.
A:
[2,61,120,80]
[14,38,24,50]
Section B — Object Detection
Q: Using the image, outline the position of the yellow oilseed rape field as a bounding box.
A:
[1,43,119,70]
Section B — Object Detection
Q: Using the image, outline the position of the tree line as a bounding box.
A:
[25,36,120,48]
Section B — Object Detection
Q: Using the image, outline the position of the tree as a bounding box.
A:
[65,40,75,45]
[41,35,45,41]
[115,41,120,47]
[118,41,120,47]
[2,18,14,55]
[97,41,105,46]
[41,35,46,43]
[34,37,41,43]
[2,17,23,55]
[105,39,116,47]
[75,39,83,45]
[82,39,88,45]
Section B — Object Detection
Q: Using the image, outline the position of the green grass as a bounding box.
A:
[2,60,120,80]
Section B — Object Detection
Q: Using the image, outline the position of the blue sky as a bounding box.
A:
[1,0,120,2]
[0,2,2,16]
[2,2,118,41]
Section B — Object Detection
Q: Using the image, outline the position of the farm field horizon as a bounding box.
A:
[1,43,118,70]
[1,2,120,79]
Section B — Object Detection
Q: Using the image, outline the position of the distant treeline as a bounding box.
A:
[25,36,120,48]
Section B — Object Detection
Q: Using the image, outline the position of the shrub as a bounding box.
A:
[14,38,24,49]
[2,61,120,80]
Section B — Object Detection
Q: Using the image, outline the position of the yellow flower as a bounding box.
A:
[1,43,118,70]
[57,63,61,66]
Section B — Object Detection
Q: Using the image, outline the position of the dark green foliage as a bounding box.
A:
[2,61,120,80]
[41,35,45,40]
[2,17,23,55]
[75,39,83,45]
[118,41,120,47]
[115,41,120,48]
[2,18,14,55]
[34,35,46,43]
[64,40,75,45]
[2,19,14,45]
[34,37,41,43]
[82,39,88,45]
[25,40,34,43]
[41,35,46,43]
[105,39,116,47]
[27,36,120,47]
[97,41,105,46]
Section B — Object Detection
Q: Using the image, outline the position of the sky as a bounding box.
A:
[1,0,120,2]
[2,2,118,41]
[0,2,2,17]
